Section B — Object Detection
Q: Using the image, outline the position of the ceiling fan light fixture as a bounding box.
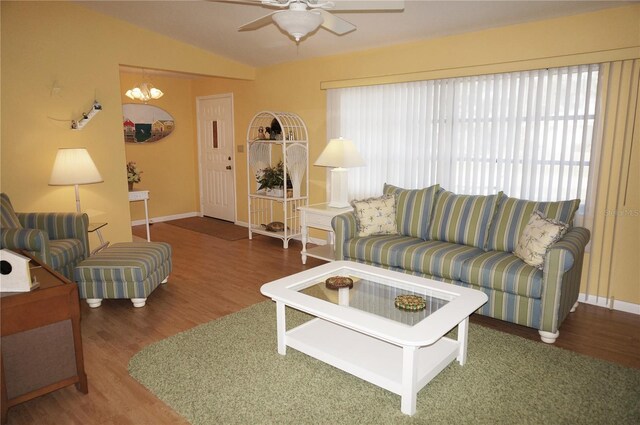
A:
[272,9,323,42]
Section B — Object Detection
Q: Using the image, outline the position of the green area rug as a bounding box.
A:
[129,302,640,425]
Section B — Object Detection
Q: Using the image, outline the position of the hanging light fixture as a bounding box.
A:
[125,69,163,103]
[272,2,323,42]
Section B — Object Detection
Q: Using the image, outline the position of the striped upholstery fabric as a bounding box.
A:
[383,184,439,239]
[74,242,172,300]
[457,281,543,330]
[1,193,22,228]
[332,211,358,260]
[459,251,543,298]
[394,240,483,280]
[427,190,503,249]
[485,196,580,252]
[0,193,89,280]
[344,234,422,268]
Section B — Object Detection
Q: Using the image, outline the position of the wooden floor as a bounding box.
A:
[5,222,640,424]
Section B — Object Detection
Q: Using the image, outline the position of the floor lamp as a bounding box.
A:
[49,148,103,213]
[314,138,365,208]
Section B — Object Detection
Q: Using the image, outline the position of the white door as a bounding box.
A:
[197,94,235,221]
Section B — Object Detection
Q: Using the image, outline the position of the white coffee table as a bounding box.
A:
[260,261,488,416]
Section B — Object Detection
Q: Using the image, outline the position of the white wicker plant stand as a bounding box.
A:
[247,111,309,248]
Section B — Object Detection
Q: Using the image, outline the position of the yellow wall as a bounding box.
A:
[2,2,638,304]
[120,72,200,222]
[0,1,254,248]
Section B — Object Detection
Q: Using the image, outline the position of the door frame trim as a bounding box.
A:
[196,93,237,223]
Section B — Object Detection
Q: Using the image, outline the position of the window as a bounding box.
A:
[327,64,601,217]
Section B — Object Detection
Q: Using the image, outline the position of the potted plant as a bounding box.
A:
[257,161,290,197]
[127,161,142,191]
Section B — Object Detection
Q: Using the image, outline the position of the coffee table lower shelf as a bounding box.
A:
[286,318,460,414]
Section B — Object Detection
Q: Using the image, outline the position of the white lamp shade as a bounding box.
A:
[314,137,365,168]
[272,9,323,42]
[49,148,103,186]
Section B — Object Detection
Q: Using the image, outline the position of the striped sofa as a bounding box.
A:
[332,184,590,344]
[0,193,89,280]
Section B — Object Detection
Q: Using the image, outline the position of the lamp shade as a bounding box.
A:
[49,148,103,186]
[314,138,365,168]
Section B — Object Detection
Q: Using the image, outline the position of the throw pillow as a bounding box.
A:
[485,196,580,252]
[514,210,569,269]
[383,183,439,240]
[352,194,398,237]
[427,190,503,249]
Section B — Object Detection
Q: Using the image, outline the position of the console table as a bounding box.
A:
[128,189,151,241]
[298,203,352,264]
[1,253,88,424]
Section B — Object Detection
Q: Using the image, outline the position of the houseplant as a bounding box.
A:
[127,161,142,190]
[256,161,291,196]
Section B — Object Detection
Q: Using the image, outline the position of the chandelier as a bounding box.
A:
[125,81,164,103]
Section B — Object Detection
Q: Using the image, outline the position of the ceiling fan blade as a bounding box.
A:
[327,0,405,11]
[238,12,277,31]
[317,9,355,35]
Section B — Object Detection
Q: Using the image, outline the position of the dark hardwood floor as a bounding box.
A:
[4,221,639,424]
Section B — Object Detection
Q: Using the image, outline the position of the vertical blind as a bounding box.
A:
[327,64,601,223]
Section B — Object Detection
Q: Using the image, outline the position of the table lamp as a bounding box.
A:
[314,137,365,208]
[49,148,103,213]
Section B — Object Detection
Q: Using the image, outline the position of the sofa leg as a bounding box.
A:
[161,275,169,284]
[131,298,147,308]
[570,301,579,313]
[86,298,102,308]
[538,330,559,344]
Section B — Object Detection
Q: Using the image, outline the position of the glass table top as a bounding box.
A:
[298,271,453,327]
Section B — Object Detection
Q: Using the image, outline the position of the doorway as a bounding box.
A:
[196,94,236,222]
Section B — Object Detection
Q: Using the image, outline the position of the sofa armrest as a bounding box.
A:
[331,212,357,260]
[540,227,590,335]
[1,228,52,265]
[18,212,90,258]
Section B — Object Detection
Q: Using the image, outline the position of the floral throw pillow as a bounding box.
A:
[352,194,398,237]
[514,210,569,269]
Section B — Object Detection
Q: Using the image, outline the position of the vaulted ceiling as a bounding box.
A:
[78,1,631,68]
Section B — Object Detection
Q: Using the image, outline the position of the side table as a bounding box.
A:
[298,203,352,264]
[1,252,88,424]
[88,222,109,255]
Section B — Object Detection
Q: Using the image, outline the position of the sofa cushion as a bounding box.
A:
[485,196,580,252]
[394,240,484,281]
[459,250,543,298]
[344,234,421,268]
[0,193,22,229]
[49,238,84,270]
[383,183,439,239]
[352,195,398,236]
[427,190,502,249]
[513,210,569,269]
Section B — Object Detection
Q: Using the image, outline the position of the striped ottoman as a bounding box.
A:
[73,242,172,308]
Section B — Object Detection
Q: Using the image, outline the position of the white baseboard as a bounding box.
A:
[579,293,640,315]
[131,211,198,227]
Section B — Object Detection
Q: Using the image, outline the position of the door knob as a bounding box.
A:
[226,165,232,170]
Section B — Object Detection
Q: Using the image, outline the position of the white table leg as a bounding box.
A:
[276,301,287,355]
[338,287,349,306]
[400,345,418,415]
[143,198,151,242]
[300,213,308,264]
[456,317,469,365]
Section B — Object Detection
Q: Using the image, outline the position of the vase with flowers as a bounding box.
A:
[127,161,142,191]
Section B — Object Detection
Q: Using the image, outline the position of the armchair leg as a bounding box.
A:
[131,298,147,308]
[86,298,102,308]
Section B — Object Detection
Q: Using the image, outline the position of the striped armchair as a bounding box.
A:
[332,185,590,344]
[0,193,89,280]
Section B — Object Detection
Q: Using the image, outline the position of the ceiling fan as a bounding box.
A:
[228,0,405,43]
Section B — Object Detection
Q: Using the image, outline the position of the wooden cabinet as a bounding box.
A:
[246,111,309,248]
[1,254,87,424]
